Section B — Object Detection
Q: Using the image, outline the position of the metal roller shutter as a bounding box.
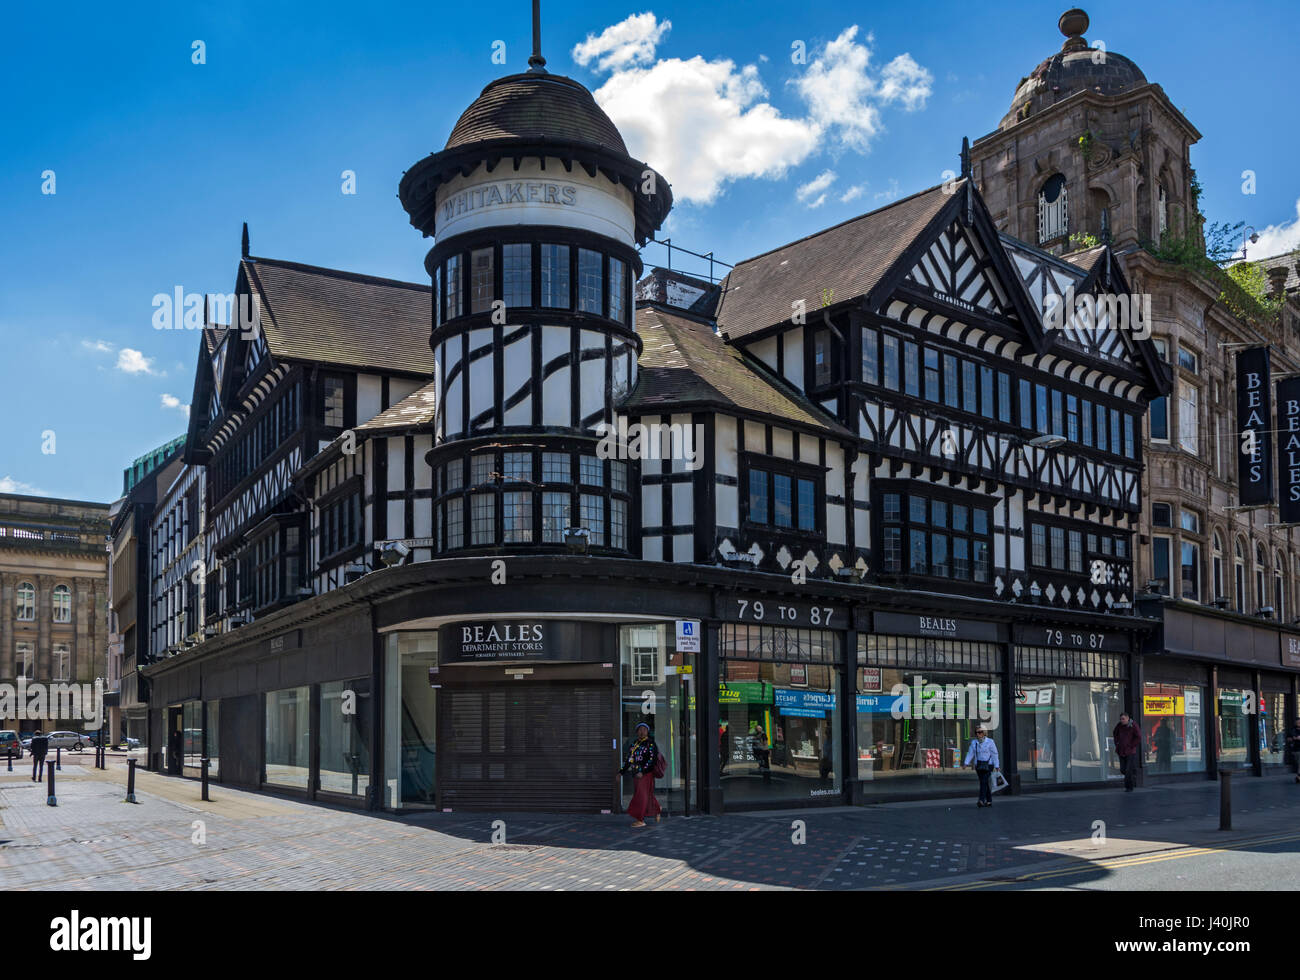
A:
[438,681,614,811]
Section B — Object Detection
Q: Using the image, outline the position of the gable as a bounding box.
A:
[904,219,1013,318]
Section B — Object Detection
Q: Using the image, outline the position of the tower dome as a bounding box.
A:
[999,8,1148,131]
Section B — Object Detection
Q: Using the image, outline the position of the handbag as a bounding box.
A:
[652,747,667,779]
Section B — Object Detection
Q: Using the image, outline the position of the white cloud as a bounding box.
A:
[1250,196,1300,258]
[0,476,44,495]
[840,184,866,203]
[161,393,190,418]
[81,339,115,354]
[797,170,837,208]
[794,27,932,153]
[578,16,931,205]
[572,13,671,72]
[117,348,158,375]
[874,178,900,202]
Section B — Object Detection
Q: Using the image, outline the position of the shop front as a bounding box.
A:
[1140,657,1207,775]
[1012,624,1130,787]
[854,612,1004,801]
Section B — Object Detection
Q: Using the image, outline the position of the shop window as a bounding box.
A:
[206,700,221,781]
[1143,682,1205,774]
[503,243,531,310]
[265,686,311,789]
[620,625,695,813]
[319,678,372,796]
[1015,671,1126,784]
[382,632,438,806]
[1217,688,1253,768]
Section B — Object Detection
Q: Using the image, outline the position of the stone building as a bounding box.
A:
[972,8,1300,775]
[0,493,110,732]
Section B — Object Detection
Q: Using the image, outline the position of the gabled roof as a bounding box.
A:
[625,304,851,438]
[714,183,957,341]
[240,256,435,375]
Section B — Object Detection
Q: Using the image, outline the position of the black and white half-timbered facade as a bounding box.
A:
[143,35,1170,812]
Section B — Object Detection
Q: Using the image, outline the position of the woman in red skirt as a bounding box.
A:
[619,722,661,828]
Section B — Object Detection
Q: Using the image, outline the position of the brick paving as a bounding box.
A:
[2,763,1299,889]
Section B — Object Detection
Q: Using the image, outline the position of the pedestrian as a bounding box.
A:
[1113,712,1142,791]
[618,722,661,829]
[718,720,728,775]
[1153,719,1173,770]
[962,725,1000,807]
[29,729,49,782]
[1285,720,1300,783]
[749,722,770,772]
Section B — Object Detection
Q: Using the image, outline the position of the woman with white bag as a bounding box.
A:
[962,726,1001,808]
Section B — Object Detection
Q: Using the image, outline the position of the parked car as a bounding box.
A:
[0,731,23,759]
[82,730,108,747]
[40,731,87,751]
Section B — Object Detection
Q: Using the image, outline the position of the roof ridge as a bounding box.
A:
[727,181,955,269]
[247,255,431,293]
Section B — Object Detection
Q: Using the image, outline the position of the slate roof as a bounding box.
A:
[625,304,851,437]
[240,257,434,375]
[1256,250,1300,295]
[714,183,957,341]
[445,73,628,154]
[356,380,438,433]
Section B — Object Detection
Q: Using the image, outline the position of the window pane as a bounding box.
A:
[883,493,900,522]
[973,540,990,582]
[952,504,968,532]
[774,474,793,528]
[1069,530,1083,573]
[579,454,603,486]
[1182,542,1200,601]
[797,479,815,530]
[471,453,493,485]
[1082,398,1093,446]
[503,491,532,543]
[610,498,628,550]
[608,258,627,323]
[909,529,927,574]
[580,493,604,545]
[610,461,627,493]
[904,341,919,397]
[953,537,970,579]
[503,452,531,482]
[1035,384,1048,432]
[749,469,768,524]
[542,492,569,543]
[980,365,994,418]
[541,244,570,308]
[883,335,899,390]
[503,243,531,309]
[471,493,495,545]
[883,526,901,572]
[931,500,947,529]
[942,354,957,408]
[924,348,940,402]
[973,509,989,536]
[909,495,927,523]
[1019,379,1032,429]
[997,371,1011,423]
[1096,403,1109,450]
[963,360,977,414]
[1050,526,1066,570]
[862,327,879,385]
[931,533,949,577]
[470,247,494,313]
[578,248,602,313]
[1032,524,1047,566]
[445,254,463,318]
[542,452,570,483]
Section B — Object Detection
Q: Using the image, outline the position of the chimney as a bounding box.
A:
[1268,265,1289,299]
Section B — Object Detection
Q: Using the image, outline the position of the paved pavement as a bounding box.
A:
[2,759,1298,890]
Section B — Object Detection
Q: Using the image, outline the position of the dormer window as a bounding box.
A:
[1038,174,1068,243]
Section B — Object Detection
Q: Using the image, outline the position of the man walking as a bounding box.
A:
[962,726,1000,807]
[29,729,49,782]
[1113,712,1142,791]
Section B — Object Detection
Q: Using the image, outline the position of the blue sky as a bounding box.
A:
[2,0,1296,503]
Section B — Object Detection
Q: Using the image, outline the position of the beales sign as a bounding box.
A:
[453,622,546,660]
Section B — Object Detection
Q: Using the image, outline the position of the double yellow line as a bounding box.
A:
[930,830,1300,890]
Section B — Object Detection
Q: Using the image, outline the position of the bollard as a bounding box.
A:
[201,756,210,802]
[46,753,56,806]
[1219,769,1232,831]
[6,749,10,772]
[125,757,138,803]
[56,746,61,771]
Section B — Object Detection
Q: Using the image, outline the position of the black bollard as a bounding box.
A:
[1219,769,1232,831]
[125,757,138,803]
[56,746,61,771]
[46,753,56,806]
[6,749,11,772]
[201,756,210,802]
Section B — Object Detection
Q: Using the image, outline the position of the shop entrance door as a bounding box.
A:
[437,678,614,811]
[166,706,183,775]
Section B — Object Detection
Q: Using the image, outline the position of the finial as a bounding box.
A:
[527,0,547,72]
[1059,8,1089,52]
[241,222,250,258]
[960,136,971,179]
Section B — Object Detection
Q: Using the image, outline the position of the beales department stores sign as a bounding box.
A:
[439,620,592,664]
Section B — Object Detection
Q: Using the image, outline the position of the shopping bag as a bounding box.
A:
[990,770,1010,794]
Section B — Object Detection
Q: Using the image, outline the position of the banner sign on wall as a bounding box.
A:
[1276,376,1300,521]
[1237,347,1274,505]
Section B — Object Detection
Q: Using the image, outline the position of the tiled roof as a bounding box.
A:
[357,380,438,433]
[445,73,627,153]
[625,304,851,437]
[241,257,434,375]
[714,183,956,340]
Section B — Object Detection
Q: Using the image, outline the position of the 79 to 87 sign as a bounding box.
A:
[727,594,836,628]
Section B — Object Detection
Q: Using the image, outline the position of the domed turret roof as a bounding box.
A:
[1000,9,1147,131]
[445,73,628,154]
